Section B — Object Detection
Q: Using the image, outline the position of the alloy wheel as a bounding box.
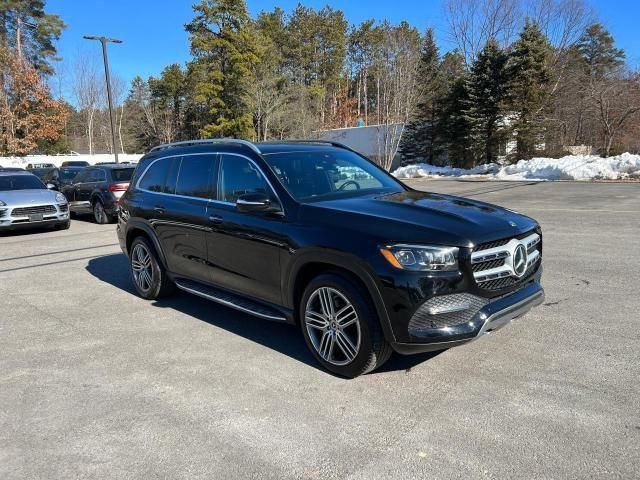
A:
[304,287,361,366]
[131,243,153,292]
[94,202,105,223]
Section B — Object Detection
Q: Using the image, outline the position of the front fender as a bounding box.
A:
[284,248,396,343]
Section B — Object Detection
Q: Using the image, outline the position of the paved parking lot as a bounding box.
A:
[1,180,639,479]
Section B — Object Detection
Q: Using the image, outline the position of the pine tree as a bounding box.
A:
[0,1,65,74]
[466,38,509,164]
[437,51,477,168]
[506,21,552,160]
[185,0,259,138]
[576,24,625,79]
[399,29,444,164]
[441,75,475,168]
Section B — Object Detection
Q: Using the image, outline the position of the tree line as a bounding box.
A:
[1,0,639,169]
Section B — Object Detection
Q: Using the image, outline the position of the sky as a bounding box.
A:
[47,0,640,90]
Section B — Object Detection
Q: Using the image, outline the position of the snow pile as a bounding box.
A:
[0,154,144,169]
[393,153,640,181]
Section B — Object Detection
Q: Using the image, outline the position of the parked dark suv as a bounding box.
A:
[62,164,135,224]
[117,139,544,377]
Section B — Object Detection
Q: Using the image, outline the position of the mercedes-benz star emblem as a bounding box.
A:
[513,243,528,277]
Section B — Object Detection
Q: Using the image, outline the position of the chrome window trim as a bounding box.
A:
[135,152,285,215]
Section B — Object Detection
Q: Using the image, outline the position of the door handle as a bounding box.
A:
[208,215,223,224]
[153,206,166,214]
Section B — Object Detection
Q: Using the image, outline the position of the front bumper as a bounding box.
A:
[0,203,69,230]
[391,281,545,355]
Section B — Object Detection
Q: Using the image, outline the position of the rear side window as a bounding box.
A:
[112,168,135,182]
[139,158,171,192]
[175,155,215,199]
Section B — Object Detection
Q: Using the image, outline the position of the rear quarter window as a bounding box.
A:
[111,168,135,182]
[139,158,171,192]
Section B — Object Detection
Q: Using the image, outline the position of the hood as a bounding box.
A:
[306,190,538,247]
[0,189,59,205]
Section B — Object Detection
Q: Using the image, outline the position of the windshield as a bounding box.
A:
[112,168,134,182]
[0,175,46,191]
[262,149,404,201]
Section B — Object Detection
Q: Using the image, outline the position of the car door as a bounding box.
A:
[61,168,88,204]
[205,153,285,305]
[141,154,217,284]
[78,168,105,203]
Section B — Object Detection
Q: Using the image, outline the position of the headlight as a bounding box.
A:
[380,244,459,271]
[0,200,6,206]
[55,193,66,203]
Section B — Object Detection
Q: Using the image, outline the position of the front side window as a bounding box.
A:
[175,156,215,198]
[218,155,272,203]
[139,158,171,192]
[87,169,106,182]
[262,149,404,201]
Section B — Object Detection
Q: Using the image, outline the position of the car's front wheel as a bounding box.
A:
[300,273,392,378]
[129,236,174,300]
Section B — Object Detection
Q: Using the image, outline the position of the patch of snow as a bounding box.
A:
[392,153,640,181]
[0,154,144,169]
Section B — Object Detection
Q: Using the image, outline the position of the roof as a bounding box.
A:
[92,163,136,169]
[0,170,34,177]
[147,139,350,158]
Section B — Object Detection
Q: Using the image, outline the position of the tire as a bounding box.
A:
[129,236,175,300]
[299,272,392,378]
[92,199,111,224]
[55,220,71,230]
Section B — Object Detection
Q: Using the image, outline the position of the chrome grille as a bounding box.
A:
[471,231,541,290]
[11,205,57,216]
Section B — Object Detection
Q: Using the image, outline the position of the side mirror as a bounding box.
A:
[46,183,57,190]
[236,192,273,213]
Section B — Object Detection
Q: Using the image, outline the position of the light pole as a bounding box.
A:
[83,35,122,163]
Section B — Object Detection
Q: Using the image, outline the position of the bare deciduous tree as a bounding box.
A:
[374,23,421,170]
[72,53,103,154]
[444,0,520,66]
[591,71,640,157]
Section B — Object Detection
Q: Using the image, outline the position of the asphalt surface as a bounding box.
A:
[1,180,638,479]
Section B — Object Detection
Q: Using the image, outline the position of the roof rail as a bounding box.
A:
[149,138,262,155]
[265,139,351,150]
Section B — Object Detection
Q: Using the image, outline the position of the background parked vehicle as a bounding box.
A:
[60,160,90,168]
[26,163,55,170]
[0,171,70,231]
[30,167,58,186]
[61,164,135,224]
[30,167,84,191]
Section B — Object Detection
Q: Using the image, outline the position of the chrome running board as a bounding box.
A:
[174,279,287,322]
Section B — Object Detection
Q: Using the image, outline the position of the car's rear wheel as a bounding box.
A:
[93,199,109,224]
[300,272,392,378]
[129,236,174,299]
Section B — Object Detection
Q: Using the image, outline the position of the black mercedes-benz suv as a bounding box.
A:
[117,139,544,377]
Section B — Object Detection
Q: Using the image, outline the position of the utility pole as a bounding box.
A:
[83,35,122,163]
